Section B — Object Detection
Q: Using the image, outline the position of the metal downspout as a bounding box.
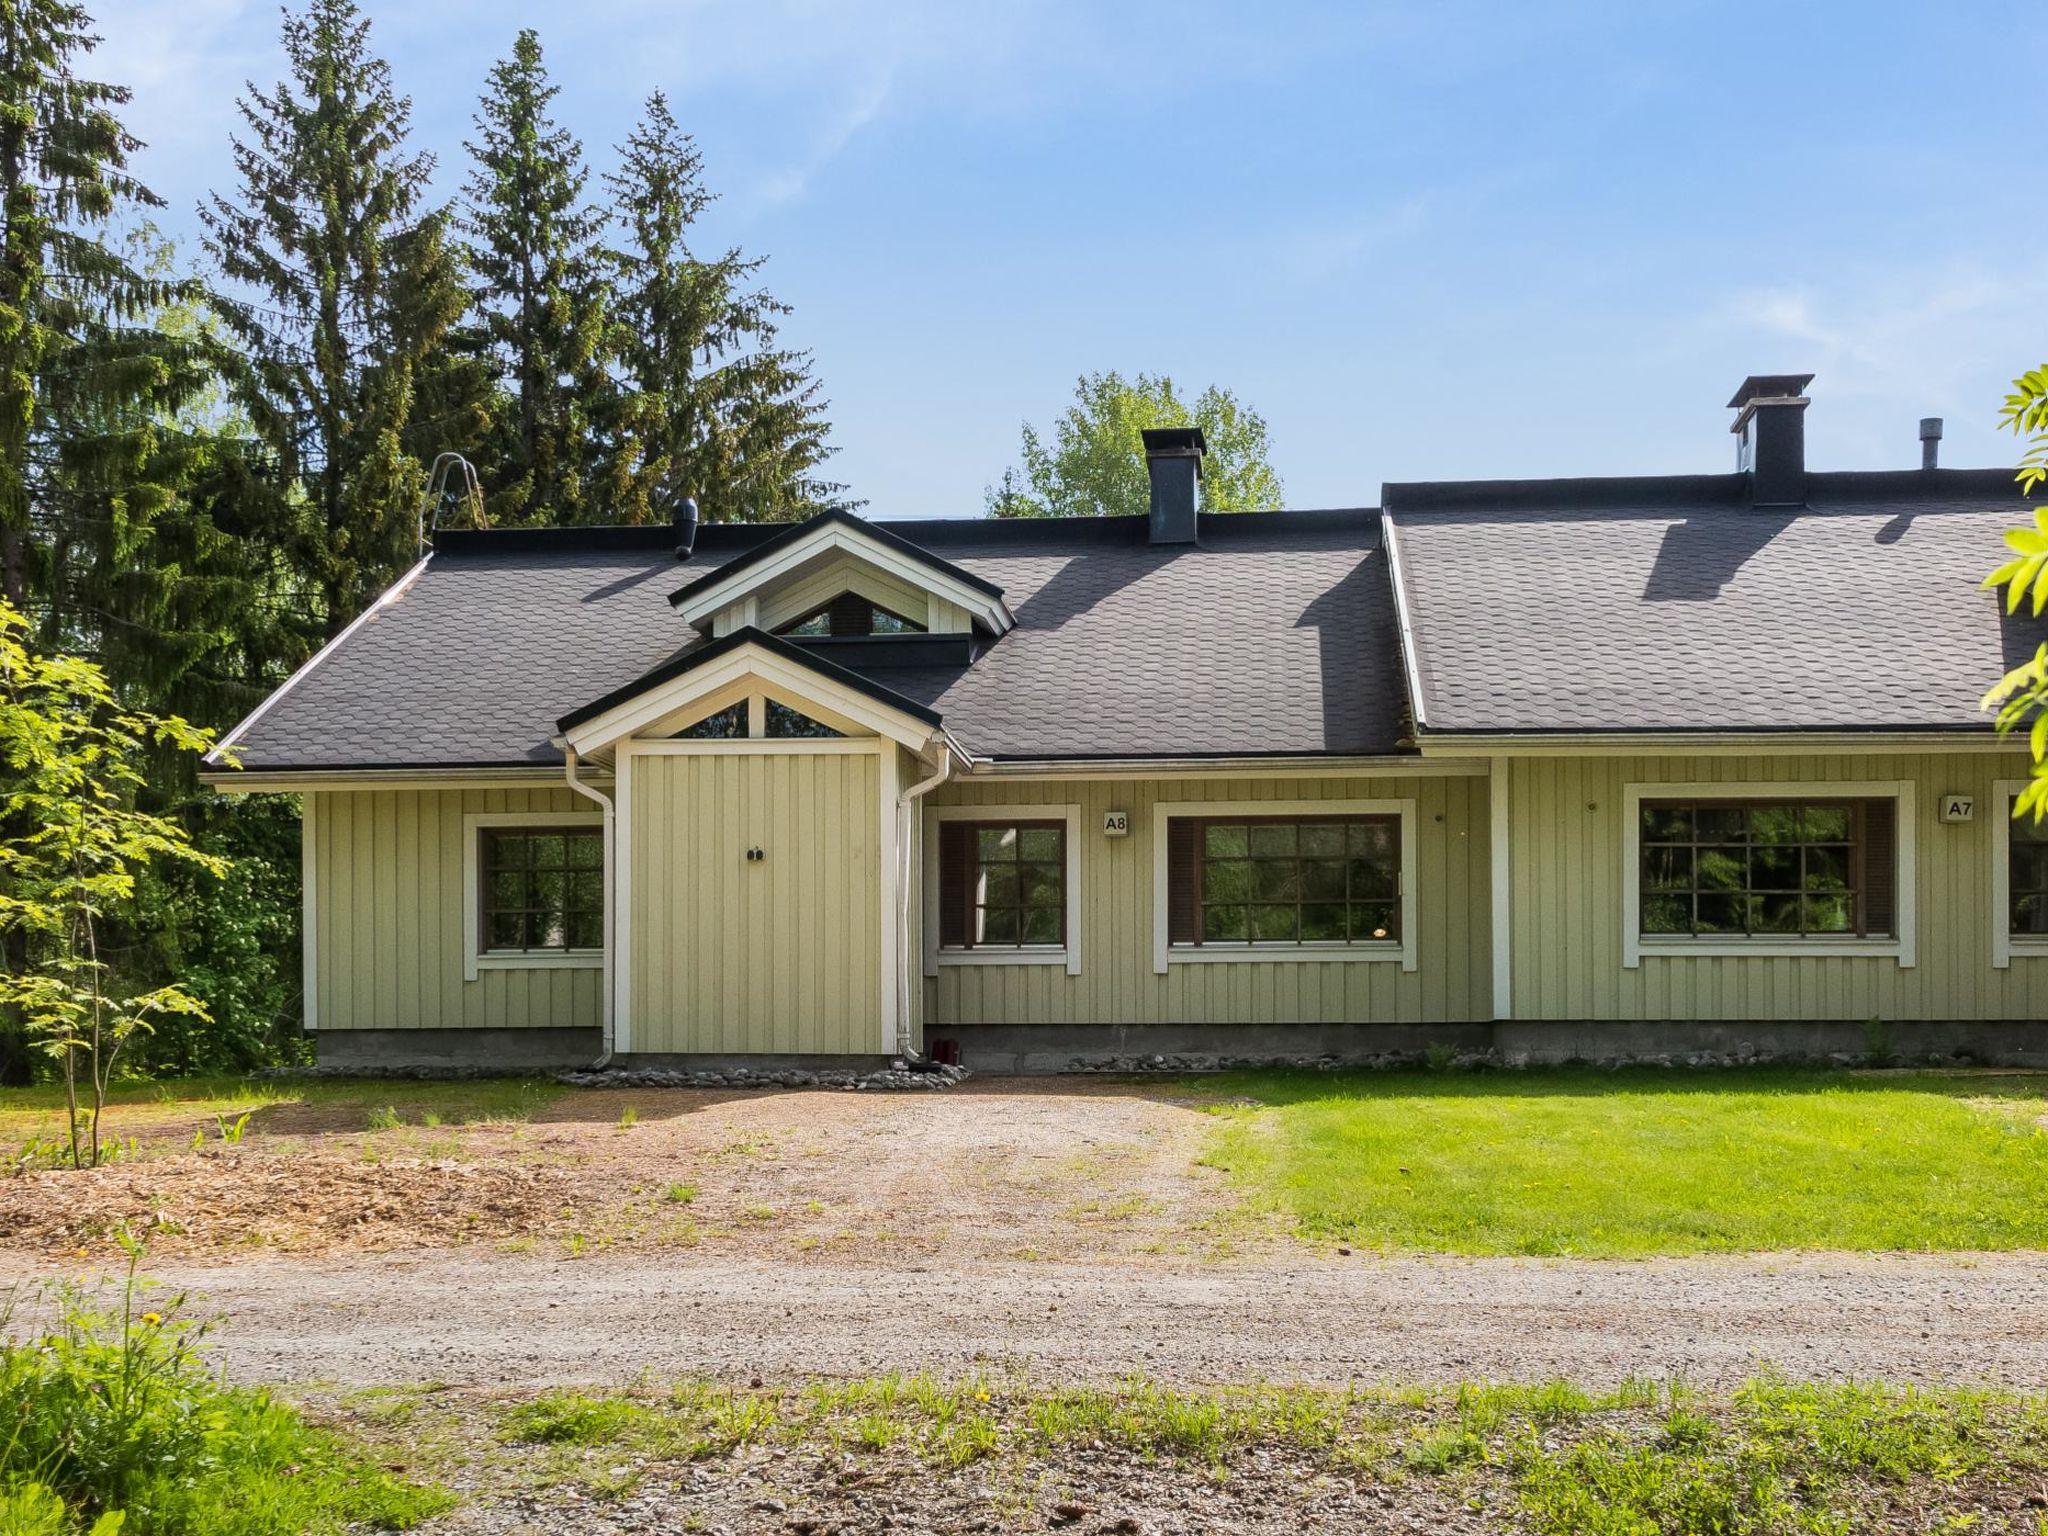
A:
[562,744,617,1068]
[895,740,954,1055]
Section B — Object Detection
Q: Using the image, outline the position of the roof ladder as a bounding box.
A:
[418,453,488,556]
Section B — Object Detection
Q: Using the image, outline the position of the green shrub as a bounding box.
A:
[0,1252,448,1533]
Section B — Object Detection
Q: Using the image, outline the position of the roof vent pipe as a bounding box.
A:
[1728,373,1813,507]
[1919,417,1943,470]
[674,496,699,560]
[1142,427,1206,543]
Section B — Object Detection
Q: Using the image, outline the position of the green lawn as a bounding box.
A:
[1198,1068,2048,1256]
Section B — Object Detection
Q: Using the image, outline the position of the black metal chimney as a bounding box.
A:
[674,495,700,560]
[1919,417,1943,470]
[1142,427,1206,543]
[1728,373,1812,507]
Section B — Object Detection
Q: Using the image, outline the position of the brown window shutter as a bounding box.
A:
[1166,818,1201,945]
[939,823,973,948]
[1861,798,1898,938]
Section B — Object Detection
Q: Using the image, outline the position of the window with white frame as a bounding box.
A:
[924,805,1083,973]
[1152,799,1417,971]
[1992,780,2048,967]
[1622,781,1914,966]
[463,812,606,977]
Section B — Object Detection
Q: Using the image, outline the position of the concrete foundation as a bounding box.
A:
[929,1019,2048,1073]
[315,1027,602,1072]
[315,1020,2048,1075]
[607,1053,896,1074]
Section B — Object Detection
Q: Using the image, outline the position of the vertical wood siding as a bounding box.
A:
[309,787,602,1030]
[628,750,881,1053]
[924,774,1491,1026]
[1506,751,2048,1020]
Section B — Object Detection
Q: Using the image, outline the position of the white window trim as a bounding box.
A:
[923,804,1083,976]
[302,792,319,1031]
[1151,798,1418,974]
[1991,779,2048,968]
[1620,780,1916,968]
[677,521,1014,637]
[563,639,936,756]
[462,810,606,980]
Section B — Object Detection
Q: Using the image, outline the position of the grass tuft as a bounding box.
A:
[503,1391,649,1446]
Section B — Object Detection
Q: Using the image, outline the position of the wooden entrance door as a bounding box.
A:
[626,745,881,1054]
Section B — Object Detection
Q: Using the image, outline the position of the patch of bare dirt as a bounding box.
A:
[0,1148,593,1254]
[0,1081,1247,1264]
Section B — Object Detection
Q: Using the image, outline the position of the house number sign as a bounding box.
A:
[1940,795,1974,824]
[1102,810,1130,837]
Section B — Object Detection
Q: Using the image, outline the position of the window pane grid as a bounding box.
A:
[2010,807,2048,935]
[482,828,604,953]
[1640,800,1869,938]
[964,821,1065,949]
[1194,816,1399,946]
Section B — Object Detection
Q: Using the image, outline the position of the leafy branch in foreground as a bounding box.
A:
[1984,373,2048,819]
[2001,365,2048,496]
[0,600,224,1166]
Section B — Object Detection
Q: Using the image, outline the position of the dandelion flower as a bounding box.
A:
[140,1312,163,1327]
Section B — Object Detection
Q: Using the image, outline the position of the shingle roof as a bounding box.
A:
[556,625,944,733]
[218,510,1404,770]
[667,508,1007,607]
[1386,468,2044,735]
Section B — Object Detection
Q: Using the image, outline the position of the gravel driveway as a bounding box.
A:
[17,1247,2044,1390]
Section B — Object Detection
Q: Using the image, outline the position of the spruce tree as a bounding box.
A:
[199,0,468,638]
[0,0,198,619]
[599,92,846,524]
[46,227,295,731]
[461,28,608,525]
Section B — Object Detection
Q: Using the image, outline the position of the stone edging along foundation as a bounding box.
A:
[555,1062,971,1092]
[257,1061,974,1091]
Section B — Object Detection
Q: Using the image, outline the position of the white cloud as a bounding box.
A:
[747,64,896,209]
[1706,262,2048,468]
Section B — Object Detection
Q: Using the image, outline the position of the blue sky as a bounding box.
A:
[91,0,2048,517]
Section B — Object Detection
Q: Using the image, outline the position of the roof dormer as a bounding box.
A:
[667,510,1014,640]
